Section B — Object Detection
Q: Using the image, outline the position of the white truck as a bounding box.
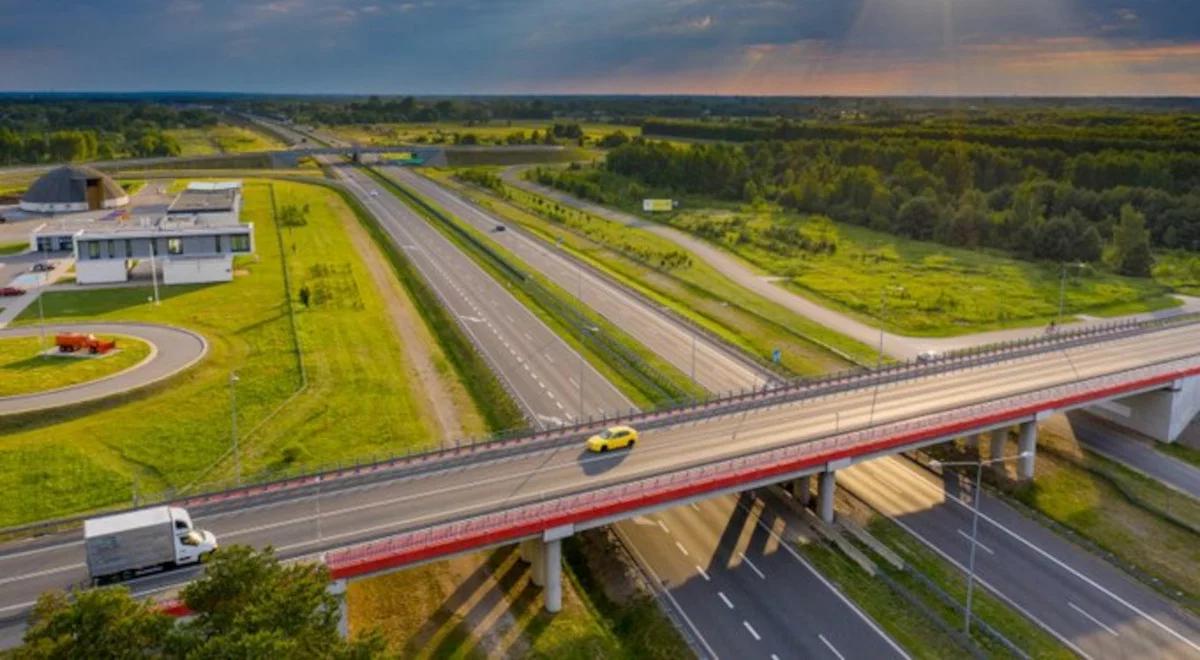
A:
[83,506,218,584]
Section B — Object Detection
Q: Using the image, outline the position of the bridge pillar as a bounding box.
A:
[529,541,546,587]
[327,579,348,639]
[543,539,563,613]
[818,470,836,523]
[1087,376,1200,443]
[1018,421,1037,480]
[990,428,1008,476]
[791,475,812,508]
[966,434,980,452]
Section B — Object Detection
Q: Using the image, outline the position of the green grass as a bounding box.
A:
[1002,429,1200,612]
[1153,251,1200,295]
[1157,441,1200,470]
[438,169,871,372]
[330,121,639,147]
[0,241,27,255]
[165,125,287,157]
[866,515,1075,658]
[0,335,151,397]
[0,179,438,525]
[539,169,1180,336]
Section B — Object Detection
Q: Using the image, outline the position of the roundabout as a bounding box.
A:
[0,323,207,415]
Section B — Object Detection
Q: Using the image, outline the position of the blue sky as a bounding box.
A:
[1,0,1197,95]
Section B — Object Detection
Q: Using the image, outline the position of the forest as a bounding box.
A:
[537,118,1200,278]
[0,101,220,164]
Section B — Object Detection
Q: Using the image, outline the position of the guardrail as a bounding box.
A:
[2,313,1196,542]
[325,353,1200,580]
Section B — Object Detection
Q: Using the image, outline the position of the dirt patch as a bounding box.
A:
[340,206,485,440]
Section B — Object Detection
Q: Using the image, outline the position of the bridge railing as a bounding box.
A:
[325,353,1200,580]
[2,312,1196,542]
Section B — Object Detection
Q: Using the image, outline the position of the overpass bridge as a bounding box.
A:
[1,316,1198,622]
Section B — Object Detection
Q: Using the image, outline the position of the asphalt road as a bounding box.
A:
[0,324,1194,637]
[841,455,1200,658]
[381,165,768,396]
[503,169,1200,360]
[0,322,207,415]
[1068,411,1200,499]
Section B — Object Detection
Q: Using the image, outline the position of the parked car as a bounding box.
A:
[0,286,25,297]
[586,425,639,453]
[31,262,54,272]
[492,224,507,233]
[916,350,943,364]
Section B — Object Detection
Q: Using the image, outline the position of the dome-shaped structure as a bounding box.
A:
[20,165,129,213]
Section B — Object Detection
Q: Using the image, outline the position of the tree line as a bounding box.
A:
[541,134,1199,276]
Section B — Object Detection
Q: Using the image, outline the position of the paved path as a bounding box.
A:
[0,322,207,415]
[1069,412,1200,499]
[503,168,1200,359]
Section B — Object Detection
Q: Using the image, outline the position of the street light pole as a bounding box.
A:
[931,450,1031,636]
[37,272,47,358]
[868,285,902,425]
[149,240,161,306]
[230,371,241,485]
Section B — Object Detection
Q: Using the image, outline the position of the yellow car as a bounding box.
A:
[586,425,639,453]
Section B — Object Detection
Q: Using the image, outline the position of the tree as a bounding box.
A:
[16,546,384,659]
[895,195,940,240]
[17,588,173,659]
[1112,204,1154,277]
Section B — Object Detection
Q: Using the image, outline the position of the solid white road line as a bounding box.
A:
[737,551,766,579]
[957,529,995,555]
[736,499,911,659]
[718,592,734,609]
[675,541,690,557]
[0,562,85,586]
[899,462,1200,653]
[1069,601,1120,637]
[819,634,846,660]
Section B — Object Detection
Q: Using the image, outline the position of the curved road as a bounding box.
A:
[0,323,207,415]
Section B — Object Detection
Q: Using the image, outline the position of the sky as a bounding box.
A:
[1,0,1197,96]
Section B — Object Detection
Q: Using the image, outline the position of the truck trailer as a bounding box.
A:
[83,506,218,584]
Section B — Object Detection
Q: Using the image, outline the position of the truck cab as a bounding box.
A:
[168,507,218,565]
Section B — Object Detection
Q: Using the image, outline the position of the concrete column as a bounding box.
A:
[792,475,812,508]
[966,434,980,451]
[990,427,1008,477]
[818,470,836,523]
[543,539,562,613]
[1018,421,1037,480]
[529,540,546,587]
[518,538,535,564]
[327,579,348,639]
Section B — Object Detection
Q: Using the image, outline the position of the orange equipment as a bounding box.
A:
[55,333,117,354]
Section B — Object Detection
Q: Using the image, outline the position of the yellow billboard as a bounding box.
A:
[642,198,675,212]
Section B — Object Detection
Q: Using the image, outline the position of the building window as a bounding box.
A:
[87,242,100,259]
[168,238,183,255]
[231,234,250,253]
[125,239,133,258]
[107,240,115,258]
[214,235,222,253]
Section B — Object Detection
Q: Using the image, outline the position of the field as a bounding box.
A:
[664,206,1177,335]
[164,124,287,157]
[0,335,151,397]
[329,121,639,147]
[0,242,27,255]
[0,178,439,526]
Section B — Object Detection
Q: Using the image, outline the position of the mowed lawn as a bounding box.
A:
[0,335,151,397]
[669,207,1176,336]
[0,179,437,526]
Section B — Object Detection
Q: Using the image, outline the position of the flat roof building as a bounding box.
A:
[20,165,129,213]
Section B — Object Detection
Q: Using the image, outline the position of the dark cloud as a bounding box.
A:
[0,0,1196,93]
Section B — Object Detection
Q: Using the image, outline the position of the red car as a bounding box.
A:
[0,286,26,297]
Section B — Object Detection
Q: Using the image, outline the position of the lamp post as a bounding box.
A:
[929,450,1031,636]
[36,271,47,358]
[229,371,241,485]
[1056,262,1087,325]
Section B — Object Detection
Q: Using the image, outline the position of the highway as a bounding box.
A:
[380,165,768,396]
[842,455,1200,658]
[358,162,904,657]
[1068,412,1200,499]
[2,275,1197,655]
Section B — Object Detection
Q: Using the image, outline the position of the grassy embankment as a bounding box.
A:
[997,425,1200,614]
[330,121,639,146]
[0,179,440,525]
[165,124,288,157]
[0,242,27,255]
[363,167,703,410]
[435,167,873,371]
[537,168,1179,336]
[0,336,151,397]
